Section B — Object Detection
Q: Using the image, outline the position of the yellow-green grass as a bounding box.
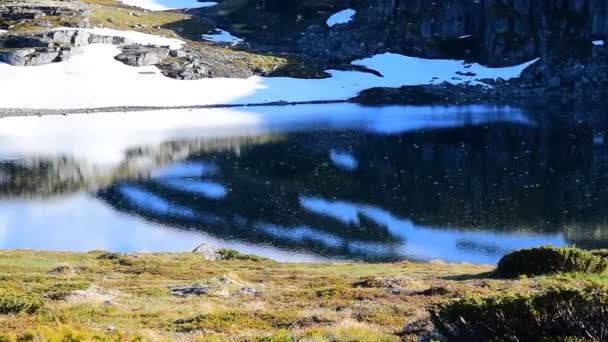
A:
[1,249,597,341]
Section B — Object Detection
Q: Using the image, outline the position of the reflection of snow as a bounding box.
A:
[256,223,344,248]
[152,162,217,179]
[0,103,532,168]
[299,196,565,264]
[327,9,356,27]
[330,150,358,171]
[300,197,360,224]
[0,194,329,262]
[118,0,217,11]
[164,179,227,199]
[593,40,605,46]
[202,29,244,45]
[119,185,195,218]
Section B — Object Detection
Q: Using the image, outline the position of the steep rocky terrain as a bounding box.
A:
[0,0,606,107]
[202,0,608,99]
[299,0,608,98]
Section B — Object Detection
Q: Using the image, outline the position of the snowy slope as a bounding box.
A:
[117,0,217,11]
[0,29,538,109]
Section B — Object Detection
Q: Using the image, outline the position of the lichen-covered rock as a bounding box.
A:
[0,46,82,66]
[115,45,170,67]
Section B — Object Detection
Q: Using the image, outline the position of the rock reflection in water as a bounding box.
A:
[2,103,607,262]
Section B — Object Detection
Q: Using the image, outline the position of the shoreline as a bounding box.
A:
[0,248,495,267]
[1,83,605,119]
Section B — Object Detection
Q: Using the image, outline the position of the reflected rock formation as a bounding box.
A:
[95,114,608,261]
[0,135,282,199]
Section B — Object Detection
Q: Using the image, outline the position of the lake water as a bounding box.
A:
[1,103,607,264]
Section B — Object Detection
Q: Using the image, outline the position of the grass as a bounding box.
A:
[0,249,493,340]
[0,249,602,341]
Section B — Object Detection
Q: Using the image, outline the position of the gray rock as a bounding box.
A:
[0,46,83,66]
[169,285,215,297]
[114,44,170,66]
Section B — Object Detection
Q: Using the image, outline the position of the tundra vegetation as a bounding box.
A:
[1,246,608,341]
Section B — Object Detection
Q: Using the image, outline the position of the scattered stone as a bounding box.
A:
[169,285,215,297]
[240,287,262,296]
[47,265,73,275]
[415,285,451,297]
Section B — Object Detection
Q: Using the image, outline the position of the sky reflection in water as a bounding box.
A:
[0,103,583,263]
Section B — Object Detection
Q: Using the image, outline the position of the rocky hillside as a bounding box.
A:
[216,0,607,94]
[1,0,606,105]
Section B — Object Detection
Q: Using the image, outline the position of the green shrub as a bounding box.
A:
[590,249,608,259]
[95,252,121,260]
[216,249,266,262]
[0,289,42,315]
[496,246,608,278]
[430,285,608,341]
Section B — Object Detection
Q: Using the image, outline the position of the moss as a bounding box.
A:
[0,289,43,315]
[0,325,137,341]
[496,245,608,278]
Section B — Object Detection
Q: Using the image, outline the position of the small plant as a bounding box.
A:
[95,252,121,260]
[496,245,608,278]
[216,249,266,262]
[430,284,608,341]
[0,289,42,315]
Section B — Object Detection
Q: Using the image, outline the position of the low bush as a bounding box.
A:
[0,289,43,315]
[430,284,608,341]
[496,245,608,278]
[216,249,266,262]
[0,325,133,341]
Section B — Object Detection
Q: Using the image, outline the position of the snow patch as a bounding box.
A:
[327,9,356,27]
[0,29,7,34]
[202,29,244,45]
[352,53,539,87]
[118,0,217,11]
[53,27,184,49]
[458,35,472,39]
[593,40,605,46]
[0,40,539,109]
[329,150,358,171]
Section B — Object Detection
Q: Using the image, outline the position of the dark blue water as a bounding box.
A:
[1,103,607,263]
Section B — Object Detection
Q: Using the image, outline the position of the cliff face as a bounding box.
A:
[302,0,607,64]
[297,0,608,90]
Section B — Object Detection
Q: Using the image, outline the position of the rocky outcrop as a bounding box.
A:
[115,45,171,67]
[0,46,82,66]
[299,0,608,65]
[0,0,89,21]
[0,29,132,66]
[291,0,608,93]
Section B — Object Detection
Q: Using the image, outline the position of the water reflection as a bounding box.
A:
[0,103,606,263]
